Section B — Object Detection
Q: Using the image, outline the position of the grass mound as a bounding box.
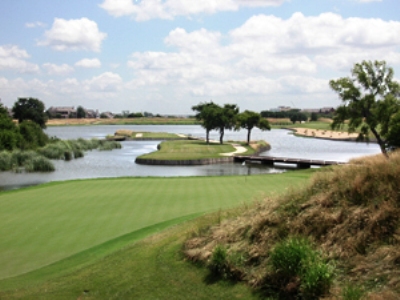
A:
[184,151,400,299]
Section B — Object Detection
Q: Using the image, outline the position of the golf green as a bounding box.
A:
[0,171,312,280]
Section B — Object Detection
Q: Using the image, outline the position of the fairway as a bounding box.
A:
[0,171,313,281]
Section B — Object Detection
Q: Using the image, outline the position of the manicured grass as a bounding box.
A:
[0,215,257,299]
[138,140,240,160]
[135,132,183,139]
[0,171,314,283]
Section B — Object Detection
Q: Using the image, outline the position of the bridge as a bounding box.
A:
[233,155,346,169]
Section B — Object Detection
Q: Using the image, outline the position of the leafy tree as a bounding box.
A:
[329,60,400,156]
[192,101,221,144]
[310,112,319,122]
[18,120,49,150]
[77,106,86,119]
[216,104,239,144]
[12,97,48,129]
[237,110,271,144]
[0,104,19,151]
[289,112,308,124]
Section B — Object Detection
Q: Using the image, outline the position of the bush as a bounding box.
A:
[11,150,37,167]
[268,237,334,299]
[0,130,18,151]
[341,284,364,300]
[270,237,313,276]
[18,120,48,150]
[0,151,12,171]
[98,141,122,151]
[25,156,55,172]
[208,245,229,278]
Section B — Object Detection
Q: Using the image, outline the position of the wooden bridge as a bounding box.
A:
[233,155,346,169]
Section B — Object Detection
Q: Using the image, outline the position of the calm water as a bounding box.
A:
[0,125,380,190]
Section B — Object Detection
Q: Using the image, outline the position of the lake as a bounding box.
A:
[0,125,380,190]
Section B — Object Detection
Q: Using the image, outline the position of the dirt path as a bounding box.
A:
[220,144,247,156]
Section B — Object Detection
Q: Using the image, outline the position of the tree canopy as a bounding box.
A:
[329,60,400,155]
[238,110,271,144]
[192,101,221,144]
[77,106,86,119]
[12,98,48,129]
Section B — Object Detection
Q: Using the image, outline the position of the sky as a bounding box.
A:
[0,0,399,115]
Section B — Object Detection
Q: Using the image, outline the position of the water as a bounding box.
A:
[0,125,380,190]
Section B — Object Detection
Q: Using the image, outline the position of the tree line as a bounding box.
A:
[192,102,270,145]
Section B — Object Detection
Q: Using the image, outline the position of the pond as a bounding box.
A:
[0,125,381,190]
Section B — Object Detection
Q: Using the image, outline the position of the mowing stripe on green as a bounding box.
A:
[0,171,313,280]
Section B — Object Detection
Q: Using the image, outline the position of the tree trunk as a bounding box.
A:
[206,130,210,144]
[247,129,251,145]
[220,128,224,144]
[370,127,388,158]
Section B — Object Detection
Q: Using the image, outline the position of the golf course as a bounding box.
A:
[0,170,314,298]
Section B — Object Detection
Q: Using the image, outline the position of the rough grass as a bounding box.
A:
[184,151,400,299]
[0,171,313,282]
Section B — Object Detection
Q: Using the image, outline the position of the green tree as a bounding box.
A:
[310,112,319,122]
[216,104,239,144]
[12,97,48,129]
[0,104,19,151]
[77,106,86,119]
[18,120,49,150]
[192,101,221,144]
[289,112,308,124]
[329,60,400,156]
[237,110,271,144]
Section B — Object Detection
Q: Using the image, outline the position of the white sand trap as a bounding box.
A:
[136,133,143,137]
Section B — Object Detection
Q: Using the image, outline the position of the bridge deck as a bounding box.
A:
[234,155,345,168]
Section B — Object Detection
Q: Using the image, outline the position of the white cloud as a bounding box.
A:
[42,63,74,75]
[38,18,107,52]
[75,58,102,68]
[0,45,39,73]
[99,0,286,21]
[25,21,46,28]
[84,72,123,93]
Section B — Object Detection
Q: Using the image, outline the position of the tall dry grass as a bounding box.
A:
[184,151,400,298]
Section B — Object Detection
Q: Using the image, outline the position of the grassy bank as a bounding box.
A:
[185,152,400,299]
[0,170,313,287]
[137,140,267,161]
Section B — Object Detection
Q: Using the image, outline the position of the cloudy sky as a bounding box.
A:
[0,0,399,115]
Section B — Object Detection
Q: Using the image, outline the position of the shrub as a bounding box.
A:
[270,237,313,276]
[208,245,229,278]
[24,156,55,172]
[341,284,364,300]
[11,150,37,167]
[0,130,18,151]
[0,151,12,171]
[268,237,334,299]
[98,141,122,151]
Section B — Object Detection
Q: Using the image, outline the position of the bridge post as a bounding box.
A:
[297,163,311,169]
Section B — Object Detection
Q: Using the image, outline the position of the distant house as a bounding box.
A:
[47,106,77,118]
[100,111,114,119]
[84,109,99,118]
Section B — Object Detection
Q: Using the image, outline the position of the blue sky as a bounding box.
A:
[0,0,399,114]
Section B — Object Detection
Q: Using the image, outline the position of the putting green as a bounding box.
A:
[0,171,313,280]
